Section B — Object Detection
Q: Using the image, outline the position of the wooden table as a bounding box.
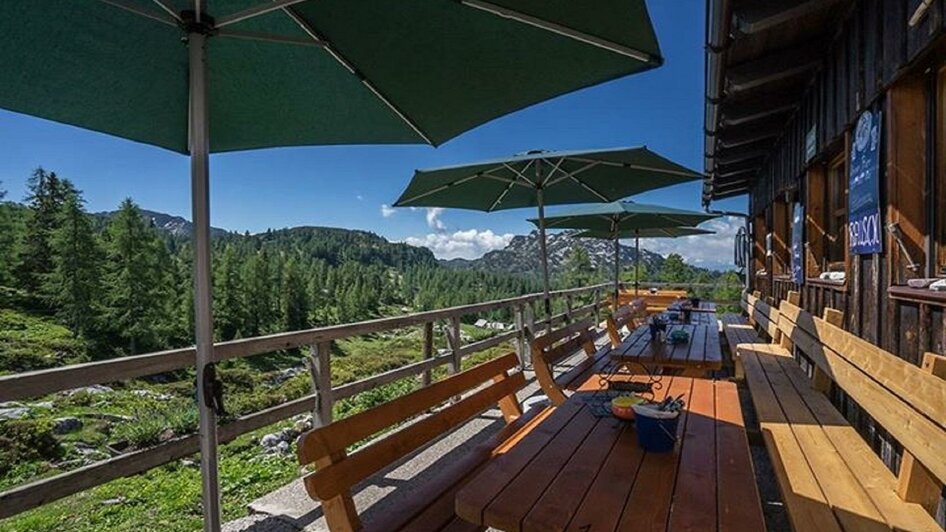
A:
[455,375,764,531]
[610,318,723,377]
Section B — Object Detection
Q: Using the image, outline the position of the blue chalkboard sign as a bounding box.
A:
[848,109,883,255]
[791,203,804,285]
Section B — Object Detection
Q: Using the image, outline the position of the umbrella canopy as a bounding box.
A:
[2,1,663,152]
[537,202,718,297]
[575,227,715,239]
[575,226,716,298]
[536,200,717,231]
[394,147,703,312]
[0,2,665,529]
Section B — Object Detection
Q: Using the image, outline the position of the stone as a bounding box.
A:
[30,401,55,409]
[130,390,172,401]
[64,385,114,396]
[260,433,281,448]
[275,441,290,454]
[53,417,83,434]
[100,497,126,506]
[0,406,30,420]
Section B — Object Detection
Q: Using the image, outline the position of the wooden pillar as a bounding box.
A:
[896,352,946,514]
[564,294,573,323]
[308,341,333,427]
[421,322,433,387]
[447,316,462,375]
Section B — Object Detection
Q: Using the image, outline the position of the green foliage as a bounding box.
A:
[561,247,599,288]
[15,169,76,298]
[659,253,688,283]
[0,419,63,476]
[111,403,198,449]
[44,193,102,337]
[0,308,88,373]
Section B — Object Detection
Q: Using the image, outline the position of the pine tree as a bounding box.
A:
[659,253,689,284]
[214,245,244,341]
[282,259,309,331]
[15,169,75,296]
[45,192,102,336]
[103,199,164,354]
[0,182,15,286]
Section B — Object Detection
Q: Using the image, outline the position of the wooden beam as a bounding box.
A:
[726,45,821,95]
[721,99,798,127]
[734,0,843,34]
[896,352,946,514]
[717,120,784,149]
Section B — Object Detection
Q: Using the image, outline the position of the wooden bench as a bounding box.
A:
[297,352,544,531]
[605,298,646,348]
[723,291,795,380]
[739,291,946,531]
[616,289,688,313]
[531,316,611,405]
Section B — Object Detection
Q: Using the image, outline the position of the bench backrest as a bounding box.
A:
[606,298,646,348]
[531,317,597,405]
[297,352,525,530]
[776,298,946,507]
[745,292,781,341]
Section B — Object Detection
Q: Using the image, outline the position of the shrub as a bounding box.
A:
[0,419,63,475]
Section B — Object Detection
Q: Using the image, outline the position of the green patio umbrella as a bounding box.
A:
[393,147,702,316]
[575,226,715,298]
[0,2,664,528]
[531,201,717,296]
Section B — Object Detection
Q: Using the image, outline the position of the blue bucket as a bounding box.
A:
[633,405,680,453]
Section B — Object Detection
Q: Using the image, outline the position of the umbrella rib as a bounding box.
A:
[97,0,177,26]
[459,0,658,63]
[279,7,435,144]
[566,173,610,202]
[539,157,567,187]
[216,29,328,47]
[501,162,537,187]
[395,173,484,205]
[216,0,309,28]
[546,159,602,188]
[151,0,183,22]
[488,179,518,212]
[481,172,532,187]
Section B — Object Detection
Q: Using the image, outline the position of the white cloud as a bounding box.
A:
[380,204,396,218]
[405,229,514,260]
[356,194,364,201]
[634,216,744,271]
[425,207,446,230]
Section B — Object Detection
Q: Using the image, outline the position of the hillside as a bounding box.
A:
[443,229,666,274]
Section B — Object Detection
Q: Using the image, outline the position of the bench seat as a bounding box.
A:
[364,404,549,532]
[298,352,540,532]
[742,348,939,532]
[737,290,945,532]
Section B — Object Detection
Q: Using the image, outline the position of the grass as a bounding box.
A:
[0,319,518,531]
[0,308,87,374]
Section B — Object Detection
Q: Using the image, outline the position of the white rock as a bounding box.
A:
[0,407,30,420]
[276,440,290,454]
[260,433,281,448]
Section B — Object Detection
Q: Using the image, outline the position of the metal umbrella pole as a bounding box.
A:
[613,234,620,304]
[534,160,552,327]
[635,229,641,295]
[187,17,221,532]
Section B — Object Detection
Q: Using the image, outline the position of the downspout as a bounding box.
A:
[704,0,732,207]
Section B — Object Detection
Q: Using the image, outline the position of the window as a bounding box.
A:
[826,154,848,269]
[771,198,792,276]
[806,153,848,279]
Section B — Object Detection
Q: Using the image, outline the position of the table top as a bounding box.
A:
[455,375,764,532]
[610,319,723,372]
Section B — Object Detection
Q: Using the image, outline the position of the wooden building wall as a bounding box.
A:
[746,0,946,366]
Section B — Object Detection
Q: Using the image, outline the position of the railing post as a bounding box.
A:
[564,294,573,323]
[593,288,601,326]
[514,304,533,367]
[447,316,462,375]
[421,321,434,386]
[525,301,537,337]
[308,341,333,427]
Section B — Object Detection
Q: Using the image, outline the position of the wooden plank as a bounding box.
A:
[780,301,946,430]
[776,355,941,532]
[521,416,623,532]
[896,352,946,515]
[742,351,842,532]
[667,378,718,531]
[616,377,695,531]
[484,407,599,531]
[305,371,525,500]
[299,353,519,464]
[455,400,585,525]
[566,377,675,532]
[714,381,765,532]
[756,352,888,531]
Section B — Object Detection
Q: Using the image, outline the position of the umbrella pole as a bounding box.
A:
[536,186,552,329]
[635,231,640,296]
[189,29,221,532]
[613,237,620,305]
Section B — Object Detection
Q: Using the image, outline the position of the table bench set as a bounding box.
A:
[291,288,943,531]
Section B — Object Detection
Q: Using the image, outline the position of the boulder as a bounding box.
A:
[53,417,83,434]
[0,406,29,420]
[260,433,281,448]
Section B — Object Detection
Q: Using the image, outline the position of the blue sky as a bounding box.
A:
[0,1,745,268]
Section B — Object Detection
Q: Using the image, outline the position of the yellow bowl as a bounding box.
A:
[611,395,645,420]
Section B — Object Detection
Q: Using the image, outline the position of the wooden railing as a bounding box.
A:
[0,282,614,519]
